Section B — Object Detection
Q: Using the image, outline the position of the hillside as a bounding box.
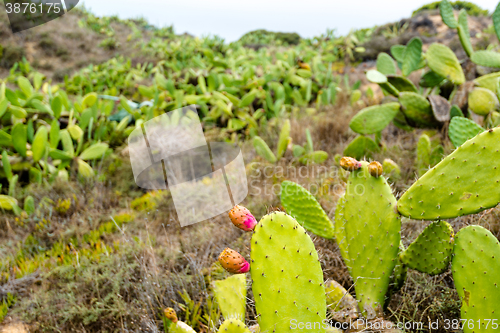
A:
[1,1,500,332]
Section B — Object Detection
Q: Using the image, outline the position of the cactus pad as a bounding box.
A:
[417,134,431,177]
[474,71,500,92]
[343,135,379,160]
[449,117,484,148]
[334,195,350,271]
[212,275,247,320]
[217,319,250,333]
[452,226,500,333]
[349,103,400,135]
[280,181,334,239]
[399,92,438,128]
[468,87,499,116]
[325,280,358,323]
[342,162,401,317]
[440,0,458,28]
[388,242,407,297]
[171,322,197,333]
[376,53,396,75]
[398,128,500,220]
[426,43,465,85]
[251,212,326,333]
[471,50,500,69]
[387,75,418,93]
[253,136,277,163]
[400,221,454,275]
[428,95,451,122]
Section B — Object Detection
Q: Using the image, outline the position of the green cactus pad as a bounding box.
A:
[450,105,465,118]
[387,75,418,93]
[449,117,484,148]
[398,128,500,220]
[251,212,326,333]
[399,92,438,128]
[366,70,387,84]
[419,70,446,88]
[376,53,396,75]
[343,162,401,317]
[457,10,473,57]
[471,51,500,69]
[334,195,350,271]
[212,275,246,320]
[277,119,291,160]
[325,280,358,323]
[402,37,423,77]
[343,135,379,160]
[452,226,500,333]
[440,0,458,28]
[468,87,499,116]
[217,319,250,333]
[474,72,500,92]
[417,134,431,177]
[280,181,335,239]
[383,159,401,181]
[400,221,454,275]
[426,43,465,85]
[253,136,277,163]
[494,2,500,43]
[349,103,400,135]
[171,321,197,333]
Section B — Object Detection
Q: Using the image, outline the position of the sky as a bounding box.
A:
[79,0,500,41]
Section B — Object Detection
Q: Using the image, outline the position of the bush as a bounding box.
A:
[412,1,489,17]
[238,29,301,46]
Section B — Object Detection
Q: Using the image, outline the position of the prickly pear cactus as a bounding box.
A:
[387,75,418,93]
[250,212,326,333]
[280,181,335,239]
[400,221,454,275]
[452,226,500,333]
[383,159,401,181]
[343,135,379,160]
[349,103,400,135]
[471,50,500,69]
[325,280,358,323]
[426,43,465,85]
[253,136,277,163]
[468,87,499,116]
[387,242,407,299]
[342,162,401,318]
[212,275,247,320]
[398,128,500,220]
[474,71,500,92]
[376,52,396,75]
[417,134,431,177]
[217,319,250,333]
[334,195,350,271]
[399,92,438,128]
[449,117,484,148]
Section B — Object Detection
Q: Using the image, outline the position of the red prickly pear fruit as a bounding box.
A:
[164,308,178,323]
[340,157,362,171]
[229,205,257,231]
[218,248,250,274]
[368,161,383,178]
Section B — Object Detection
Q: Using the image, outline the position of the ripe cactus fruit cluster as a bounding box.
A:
[280,181,335,239]
[400,221,454,276]
[212,275,247,320]
[398,128,500,220]
[217,319,250,333]
[229,205,257,231]
[342,161,401,318]
[452,226,500,333]
[218,248,250,274]
[250,212,327,333]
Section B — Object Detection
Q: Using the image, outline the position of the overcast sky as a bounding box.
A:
[79,0,499,41]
